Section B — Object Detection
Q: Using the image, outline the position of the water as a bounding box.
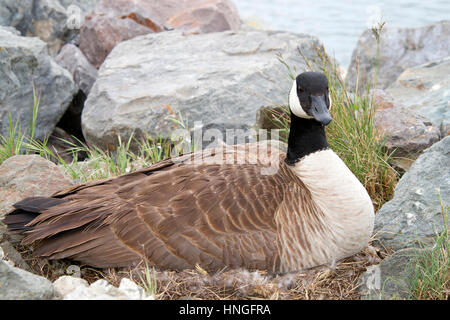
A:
[234,0,450,68]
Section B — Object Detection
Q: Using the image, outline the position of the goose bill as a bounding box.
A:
[310,95,332,125]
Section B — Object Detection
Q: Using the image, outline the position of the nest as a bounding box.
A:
[16,240,387,300]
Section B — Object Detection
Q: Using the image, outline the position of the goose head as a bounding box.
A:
[289,72,332,125]
[285,72,333,165]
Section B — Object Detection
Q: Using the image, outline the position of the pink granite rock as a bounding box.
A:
[79,13,157,69]
[167,0,242,34]
[0,155,73,217]
[373,89,440,168]
[79,0,241,68]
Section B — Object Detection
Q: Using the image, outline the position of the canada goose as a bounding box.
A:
[3,72,374,273]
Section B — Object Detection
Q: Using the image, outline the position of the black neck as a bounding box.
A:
[285,113,329,165]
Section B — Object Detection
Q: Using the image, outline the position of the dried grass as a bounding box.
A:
[14,240,388,300]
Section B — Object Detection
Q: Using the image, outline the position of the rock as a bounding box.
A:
[79,8,158,69]
[52,0,100,47]
[53,275,89,299]
[79,0,241,68]
[53,276,154,300]
[54,44,98,139]
[0,0,33,35]
[372,89,440,162]
[386,57,450,137]
[0,0,99,55]
[0,26,20,36]
[55,44,98,95]
[0,259,54,299]
[82,29,323,150]
[0,240,31,271]
[362,136,449,299]
[373,136,450,251]
[0,26,77,142]
[117,278,153,300]
[59,0,98,13]
[358,248,416,300]
[346,20,450,91]
[28,0,71,55]
[165,0,241,34]
[0,155,73,221]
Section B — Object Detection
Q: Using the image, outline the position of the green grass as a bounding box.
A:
[62,134,175,182]
[133,262,158,297]
[0,91,186,182]
[25,131,176,183]
[0,113,27,163]
[0,86,42,165]
[408,196,449,300]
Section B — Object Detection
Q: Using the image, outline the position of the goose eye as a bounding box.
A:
[297,87,304,94]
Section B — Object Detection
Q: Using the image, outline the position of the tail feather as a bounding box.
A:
[3,196,66,235]
[13,197,66,213]
[2,211,37,233]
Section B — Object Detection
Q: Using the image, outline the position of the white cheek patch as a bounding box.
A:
[289,80,312,119]
[328,92,332,111]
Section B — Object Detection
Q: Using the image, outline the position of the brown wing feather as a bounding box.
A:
[15,144,290,271]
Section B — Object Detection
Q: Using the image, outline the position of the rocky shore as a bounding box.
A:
[0,0,448,300]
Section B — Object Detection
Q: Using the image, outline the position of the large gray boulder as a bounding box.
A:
[358,248,417,300]
[346,20,450,91]
[374,136,449,251]
[0,27,77,142]
[0,240,31,271]
[82,29,323,150]
[386,57,450,137]
[25,0,71,55]
[0,0,33,35]
[358,137,449,300]
[0,257,54,300]
[0,0,99,55]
